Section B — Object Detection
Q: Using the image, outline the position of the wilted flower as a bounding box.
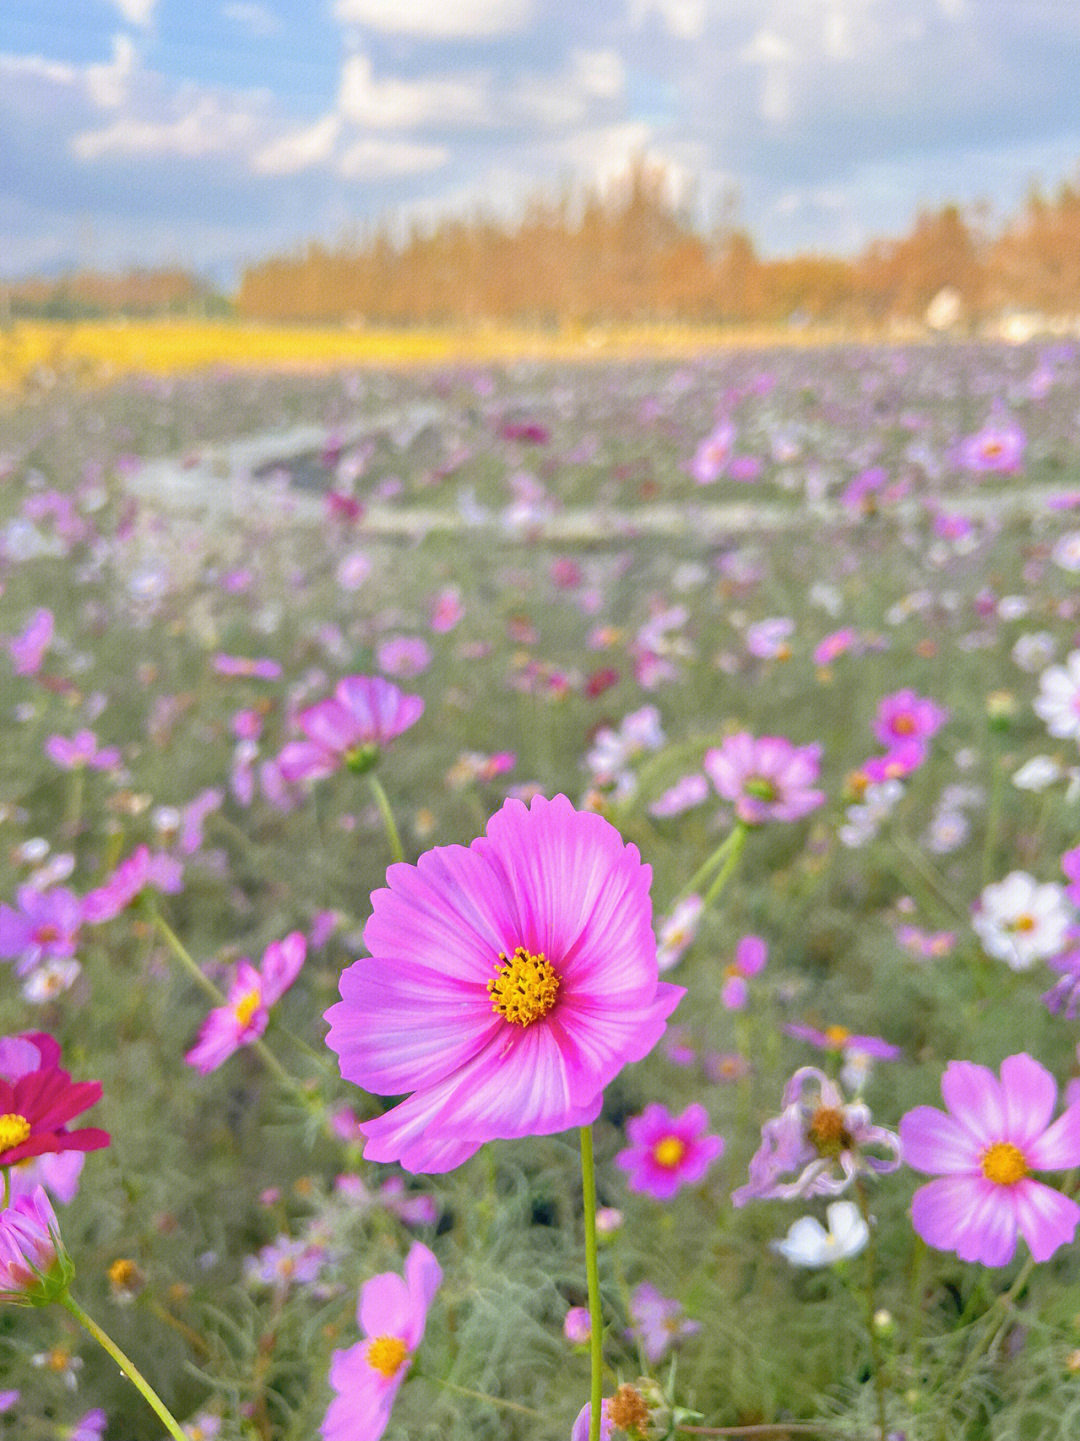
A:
[732,1067,901,1205]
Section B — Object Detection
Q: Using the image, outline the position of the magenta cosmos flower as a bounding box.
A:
[0,1033,109,1168]
[322,1241,441,1441]
[616,1102,723,1201]
[899,1053,1080,1266]
[278,675,423,782]
[704,733,824,825]
[185,932,306,1074]
[872,690,948,750]
[325,794,683,1174]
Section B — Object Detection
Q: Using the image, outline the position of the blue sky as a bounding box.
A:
[2,0,1079,284]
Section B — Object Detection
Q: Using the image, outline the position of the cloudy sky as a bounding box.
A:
[3,0,1079,283]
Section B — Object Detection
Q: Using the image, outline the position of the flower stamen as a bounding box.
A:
[0,1114,31,1152]
[488,947,560,1026]
[808,1105,853,1157]
[366,1335,409,1377]
[653,1136,686,1169]
[233,989,261,1029]
[980,1140,1029,1186]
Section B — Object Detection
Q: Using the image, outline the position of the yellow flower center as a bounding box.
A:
[46,1347,72,1373]
[0,1114,31,1152]
[653,1136,686,1169]
[488,947,560,1026]
[892,714,916,735]
[366,1335,409,1377]
[980,1141,1029,1186]
[824,1024,851,1049]
[808,1105,853,1158]
[233,988,261,1028]
[1010,914,1036,934]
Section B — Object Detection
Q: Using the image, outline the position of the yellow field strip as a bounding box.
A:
[0,318,875,387]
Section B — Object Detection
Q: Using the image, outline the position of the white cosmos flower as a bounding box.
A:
[1011,755,1063,792]
[1034,651,1080,739]
[772,1201,869,1268]
[972,871,1072,971]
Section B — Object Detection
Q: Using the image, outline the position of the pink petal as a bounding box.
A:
[1026,1102,1080,1171]
[998,1053,1058,1148]
[1011,1178,1080,1261]
[940,1060,1004,1140]
[911,1175,1017,1265]
[358,1271,411,1340]
[899,1106,980,1174]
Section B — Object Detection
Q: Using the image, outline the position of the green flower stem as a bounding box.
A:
[703,822,750,909]
[60,1291,187,1441]
[1,1167,9,1210]
[150,911,322,1114]
[368,772,404,864]
[580,1124,604,1441]
[934,1254,1035,1441]
[679,825,742,902]
[427,1376,545,1419]
[854,1178,888,1441]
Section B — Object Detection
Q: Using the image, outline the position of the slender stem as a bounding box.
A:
[934,1254,1035,1441]
[703,823,749,909]
[679,825,743,902]
[60,1291,187,1441]
[580,1124,604,1441]
[428,1377,545,1419]
[854,1178,887,1441]
[1,1167,9,1210]
[368,773,404,864]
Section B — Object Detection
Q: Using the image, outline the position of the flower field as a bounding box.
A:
[3,338,1080,1439]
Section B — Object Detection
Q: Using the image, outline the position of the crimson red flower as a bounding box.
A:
[0,1033,109,1168]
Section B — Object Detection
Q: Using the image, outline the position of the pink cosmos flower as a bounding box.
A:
[900,1054,1080,1265]
[0,1039,86,1206]
[326,793,683,1174]
[690,421,735,484]
[376,636,431,679]
[860,739,927,781]
[648,773,708,818]
[429,586,463,632]
[813,628,857,667]
[44,731,121,772]
[628,1281,701,1361]
[615,1102,723,1200]
[81,845,183,924]
[8,609,53,677]
[872,690,948,749]
[185,933,306,1074]
[704,733,825,825]
[722,934,767,1010]
[958,417,1026,474]
[0,1186,73,1305]
[322,1242,441,1441]
[571,1399,614,1441]
[278,676,424,783]
[0,887,83,976]
[783,1023,901,1063]
[732,1067,901,1205]
[66,1409,107,1441]
[212,654,282,680]
[746,617,794,660]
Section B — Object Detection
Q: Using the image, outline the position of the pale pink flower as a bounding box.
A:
[185,933,306,1074]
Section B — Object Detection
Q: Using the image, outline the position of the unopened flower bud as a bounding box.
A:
[0,1188,73,1306]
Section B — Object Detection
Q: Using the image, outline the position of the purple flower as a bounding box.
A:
[722,935,767,1010]
[704,733,824,825]
[628,1281,700,1362]
[44,731,121,772]
[376,636,431,679]
[66,1409,106,1441]
[783,1023,901,1063]
[958,417,1026,474]
[8,609,53,677]
[648,773,708,819]
[278,675,424,782]
[690,421,735,484]
[571,1399,614,1441]
[615,1102,723,1200]
[212,654,282,680]
[185,932,306,1074]
[899,1054,1080,1265]
[244,1234,326,1292]
[732,1067,901,1206]
[0,887,83,977]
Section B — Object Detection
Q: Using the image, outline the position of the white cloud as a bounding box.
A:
[338,53,490,130]
[73,95,260,161]
[223,3,282,37]
[740,28,796,123]
[253,114,342,174]
[86,34,137,110]
[627,0,707,39]
[572,49,625,100]
[338,136,447,179]
[112,0,157,26]
[514,49,626,129]
[333,0,531,37]
[0,51,78,85]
